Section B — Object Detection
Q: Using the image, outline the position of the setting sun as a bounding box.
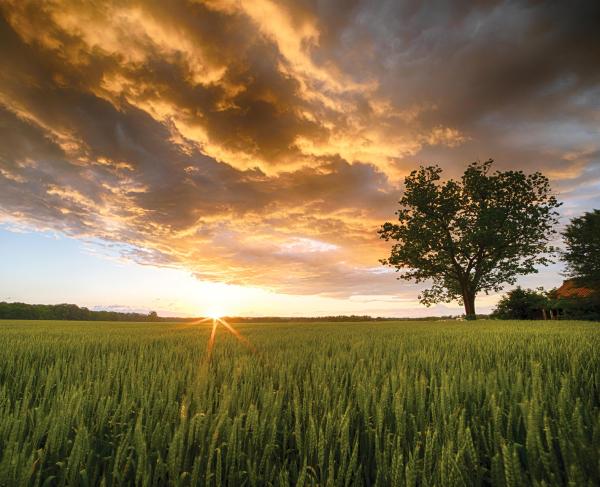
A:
[207,310,224,320]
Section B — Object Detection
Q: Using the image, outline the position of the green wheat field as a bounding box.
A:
[0,320,598,486]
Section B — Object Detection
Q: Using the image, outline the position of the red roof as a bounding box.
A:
[555,279,595,299]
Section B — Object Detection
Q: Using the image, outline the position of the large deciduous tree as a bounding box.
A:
[562,209,600,288]
[379,160,561,319]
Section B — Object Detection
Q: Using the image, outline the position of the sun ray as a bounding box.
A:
[206,318,218,359]
[184,314,255,359]
[177,316,212,329]
[217,317,256,353]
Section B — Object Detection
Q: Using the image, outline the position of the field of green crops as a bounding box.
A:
[0,320,598,486]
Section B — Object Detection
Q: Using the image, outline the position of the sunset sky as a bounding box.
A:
[1,0,599,317]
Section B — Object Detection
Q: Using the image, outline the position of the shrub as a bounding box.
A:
[492,287,549,319]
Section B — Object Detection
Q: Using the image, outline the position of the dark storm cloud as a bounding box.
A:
[0,0,598,297]
[327,0,600,123]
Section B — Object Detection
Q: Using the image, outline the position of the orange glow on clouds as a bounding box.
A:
[0,0,598,316]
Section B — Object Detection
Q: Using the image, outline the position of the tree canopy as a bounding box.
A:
[562,209,600,288]
[379,160,561,319]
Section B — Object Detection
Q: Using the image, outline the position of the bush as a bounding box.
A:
[552,296,600,321]
[493,287,549,320]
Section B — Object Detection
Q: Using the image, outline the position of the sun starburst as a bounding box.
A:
[185,314,255,359]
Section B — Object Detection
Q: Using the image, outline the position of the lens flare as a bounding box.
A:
[217,318,255,352]
[207,318,218,359]
[207,308,224,320]
[184,314,255,359]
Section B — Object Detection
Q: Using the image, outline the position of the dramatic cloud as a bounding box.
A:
[0,0,599,300]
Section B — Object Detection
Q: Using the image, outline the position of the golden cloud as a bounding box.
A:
[0,0,598,298]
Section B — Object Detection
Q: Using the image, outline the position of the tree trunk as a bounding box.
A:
[463,290,477,320]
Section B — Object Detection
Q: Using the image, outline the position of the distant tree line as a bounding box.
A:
[0,303,465,322]
[224,315,462,323]
[0,302,161,322]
